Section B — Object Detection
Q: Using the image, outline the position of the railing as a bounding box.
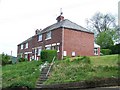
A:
[46,56,56,77]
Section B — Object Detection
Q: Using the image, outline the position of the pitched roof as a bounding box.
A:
[40,19,93,34]
[18,19,93,45]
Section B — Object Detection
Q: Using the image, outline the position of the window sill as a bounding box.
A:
[38,40,43,42]
[45,37,51,40]
[94,54,98,55]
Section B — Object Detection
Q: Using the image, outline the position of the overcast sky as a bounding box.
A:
[0,0,119,57]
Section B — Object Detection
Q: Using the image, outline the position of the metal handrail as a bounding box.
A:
[46,56,56,77]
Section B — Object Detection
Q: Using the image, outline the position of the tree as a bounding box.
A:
[86,12,116,34]
[2,53,12,65]
[95,30,114,49]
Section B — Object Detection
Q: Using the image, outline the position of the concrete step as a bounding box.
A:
[41,72,47,74]
[40,77,48,79]
[40,75,47,78]
[36,81,43,84]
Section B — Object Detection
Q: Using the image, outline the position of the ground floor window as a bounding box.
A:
[46,46,51,50]
[94,48,98,55]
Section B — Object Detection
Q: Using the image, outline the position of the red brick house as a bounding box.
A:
[17,15,100,61]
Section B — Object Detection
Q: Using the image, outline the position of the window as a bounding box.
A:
[94,48,98,55]
[57,45,60,52]
[38,34,42,41]
[25,43,28,49]
[21,44,23,49]
[52,46,56,50]
[46,31,51,40]
[46,46,51,50]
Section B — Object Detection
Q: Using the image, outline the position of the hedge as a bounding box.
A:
[110,44,120,54]
[41,50,57,63]
[101,49,111,55]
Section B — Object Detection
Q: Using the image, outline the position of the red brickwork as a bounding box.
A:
[63,28,94,57]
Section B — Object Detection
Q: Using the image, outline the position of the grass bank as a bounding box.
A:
[44,54,119,85]
[2,60,42,88]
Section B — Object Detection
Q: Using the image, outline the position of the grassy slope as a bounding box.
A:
[44,54,119,85]
[2,60,42,88]
[90,54,119,66]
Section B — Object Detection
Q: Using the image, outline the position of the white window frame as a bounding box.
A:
[21,44,23,49]
[38,34,42,41]
[94,48,98,55]
[46,46,51,50]
[25,43,28,49]
[46,31,51,40]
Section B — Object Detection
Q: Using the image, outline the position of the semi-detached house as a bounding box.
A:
[17,15,100,61]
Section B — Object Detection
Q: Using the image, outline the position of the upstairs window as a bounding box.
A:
[25,43,28,49]
[46,31,51,40]
[21,44,23,49]
[38,34,42,41]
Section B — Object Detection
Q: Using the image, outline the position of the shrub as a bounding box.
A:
[2,53,12,66]
[101,49,111,55]
[9,81,32,88]
[72,56,91,64]
[110,44,120,54]
[41,50,57,63]
[63,56,70,60]
[81,56,91,64]
[18,58,28,62]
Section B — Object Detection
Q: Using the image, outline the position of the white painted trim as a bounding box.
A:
[57,43,60,45]
[45,44,51,47]
[94,43,100,48]
[52,43,56,46]
[45,37,51,40]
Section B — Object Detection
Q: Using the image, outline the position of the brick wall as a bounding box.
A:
[17,28,63,60]
[63,28,94,57]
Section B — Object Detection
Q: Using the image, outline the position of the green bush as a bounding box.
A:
[41,50,57,63]
[101,49,111,55]
[110,44,120,54]
[18,58,28,62]
[81,56,91,64]
[72,56,91,64]
[63,56,70,60]
[9,81,32,88]
[2,53,12,66]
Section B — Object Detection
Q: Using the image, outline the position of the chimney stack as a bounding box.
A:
[56,15,64,22]
[56,10,64,22]
[35,29,41,35]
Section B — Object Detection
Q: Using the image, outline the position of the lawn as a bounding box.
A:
[2,60,42,88]
[44,54,119,85]
[90,54,119,66]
